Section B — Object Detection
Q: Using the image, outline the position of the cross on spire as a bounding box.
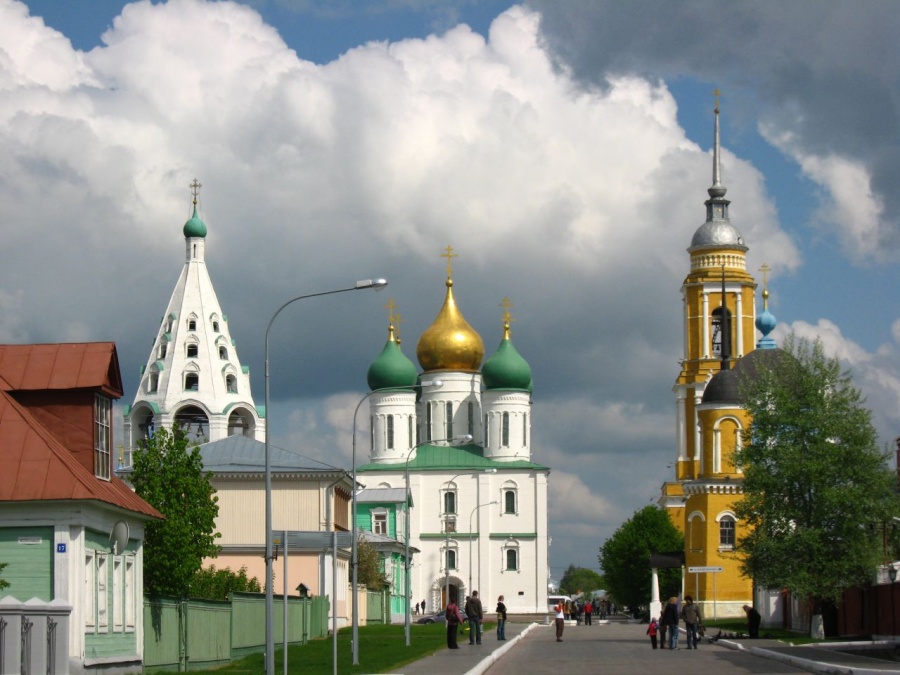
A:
[189,178,202,205]
[441,245,458,278]
[500,296,515,338]
[713,87,721,113]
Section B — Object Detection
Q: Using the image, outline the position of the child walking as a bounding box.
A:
[647,617,659,649]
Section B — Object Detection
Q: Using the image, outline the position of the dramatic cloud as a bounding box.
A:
[1,0,897,574]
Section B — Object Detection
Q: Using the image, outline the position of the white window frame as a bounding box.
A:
[97,552,109,630]
[113,556,124,632]
[373,511,388,536]
[85,550,96,631]
[125,556,135,632]
[94,395,111,480]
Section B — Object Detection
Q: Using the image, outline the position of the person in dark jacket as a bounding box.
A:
[465,591,484,645]
[496,595,507,640]
[661,597,680,650]
[445,598,462,649]
[680,595,702,649]
[743,605,761,638]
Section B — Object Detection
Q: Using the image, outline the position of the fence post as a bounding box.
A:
[0,597,24,674]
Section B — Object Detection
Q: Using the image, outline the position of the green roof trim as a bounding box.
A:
[420,533,479,540]
[242,365,249,374]
[140,365,146,375]
[357,443,549,473]
[257,404,266,419]
[488,533,537,540]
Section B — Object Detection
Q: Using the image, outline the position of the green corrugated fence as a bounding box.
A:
[143,593,330,671]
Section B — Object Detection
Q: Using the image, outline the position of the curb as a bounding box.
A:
[464,622,542,675]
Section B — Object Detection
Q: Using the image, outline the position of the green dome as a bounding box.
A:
[183,205,208,238]
[367,327,419,391]
[482,329,532,391]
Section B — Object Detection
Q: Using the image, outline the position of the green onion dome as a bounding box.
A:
[482,322,532,391]
[367,325,419,391]
[183,205,208,238]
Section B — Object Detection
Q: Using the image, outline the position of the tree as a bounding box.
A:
[599,506,683,614]
[0,562,8,592]
[558,564,605,597]
[357,536,388,591]
[189,565,261,600]
[131,426,221,597]
[735,335,899,615]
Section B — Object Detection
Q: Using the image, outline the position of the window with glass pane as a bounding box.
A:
[387,415,394,449]
[373,512,388,535]
[719,516,735,548]
[447,549,457,570]
[95,395,111,479]
[502,412,510,446]
[506,549,517,571]
[446,402,453,438]
[444,490,456,514]
[505,490,516,514]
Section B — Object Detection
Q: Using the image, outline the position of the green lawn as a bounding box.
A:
[158,622,494,674]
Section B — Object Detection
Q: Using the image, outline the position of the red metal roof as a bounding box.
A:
[0,343,123,396]
[0,343,160,519]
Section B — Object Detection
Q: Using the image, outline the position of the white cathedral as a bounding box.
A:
[357,251,550,614]
[121,183,549,615]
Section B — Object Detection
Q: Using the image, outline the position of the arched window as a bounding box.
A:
[387,415,395,450]
[446,549,457,571]
[446,402,453,439]
[468,401,475,437]
[187,318,197,331]
[719,515,736,550]
[148,371,159,393]
[688,512,705,553]
[504,489,516,514]
[219,346,228,360]
[505,549,518,571]
[711,306,732,356]
[158,341,167,359]
[501,412,510,447]
[484,415,490,446]
[225,374,237,393]
[184,373,199,391]
[444,490,456,515]
[212,320,220,332]
[186,343,198,358]
[425,403,432,442]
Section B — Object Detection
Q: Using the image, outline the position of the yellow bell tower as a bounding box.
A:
[661,93,758,617]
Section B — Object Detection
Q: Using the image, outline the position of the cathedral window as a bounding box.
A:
[225,374,238,393]
[387,415,395,450]
[718,515,736,550]
[501,412,510,447]
[446,548,457,571]
[94,395,111,480]
[425,403,433,442]
[184,373,199,391]
[505,548,518,571]
[467,401,475,437]
[187,318,197,331]
[212,320,219,332]
[186,343,198,358]
[484,415,489,446]
[444,490,457,515]
[158,342,167,359]
[219,346,228,360]
[148,371,159,393]
[446,402,453,439]
[504,489,517,514]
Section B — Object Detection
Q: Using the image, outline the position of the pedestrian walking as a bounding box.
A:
[496,595,507,640]
[554,600,565,642]
[583,599,593,625]
[465,590,484,645]
[445,597,462,649]
[647,617,659,649]
[681,595,702,649]
[662,596,680,650]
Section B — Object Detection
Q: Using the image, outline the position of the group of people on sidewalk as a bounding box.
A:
[443,591,508,648]
[647,595,703,650]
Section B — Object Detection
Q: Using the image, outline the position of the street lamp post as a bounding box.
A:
[468,500,499,593]
[264,278,386,675]
[351,379,440,665]
[404,434,472,646]
[443,469,496,607]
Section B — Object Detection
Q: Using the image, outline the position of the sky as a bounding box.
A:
[3,0,899,582]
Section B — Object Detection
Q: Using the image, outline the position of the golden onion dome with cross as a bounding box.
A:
[416,246,485,373]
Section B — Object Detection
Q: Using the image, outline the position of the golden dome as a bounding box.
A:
[416,277,485,372]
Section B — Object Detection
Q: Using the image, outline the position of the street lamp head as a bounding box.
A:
[355,278,389,290]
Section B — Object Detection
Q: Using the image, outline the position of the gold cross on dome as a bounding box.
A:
[759,263,771,289]
[384,297,398,324]
[500,296,515,326]
[713,88,722,113]
[394,313,404,342]
[441,245,458,277]
[189,178,202,204]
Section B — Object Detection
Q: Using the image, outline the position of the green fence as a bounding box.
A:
[366,589,389,624]
[143,593,329,671]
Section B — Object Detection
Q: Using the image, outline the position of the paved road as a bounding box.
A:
[483,622,810,675]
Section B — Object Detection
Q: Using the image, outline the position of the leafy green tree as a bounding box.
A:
[189,565,261,600]
[599,506,683,614]
[357,536,388,591]
[558,564,605,596]
[0,562,9,592]
[131,426,220,597]
[735,335,898,614]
